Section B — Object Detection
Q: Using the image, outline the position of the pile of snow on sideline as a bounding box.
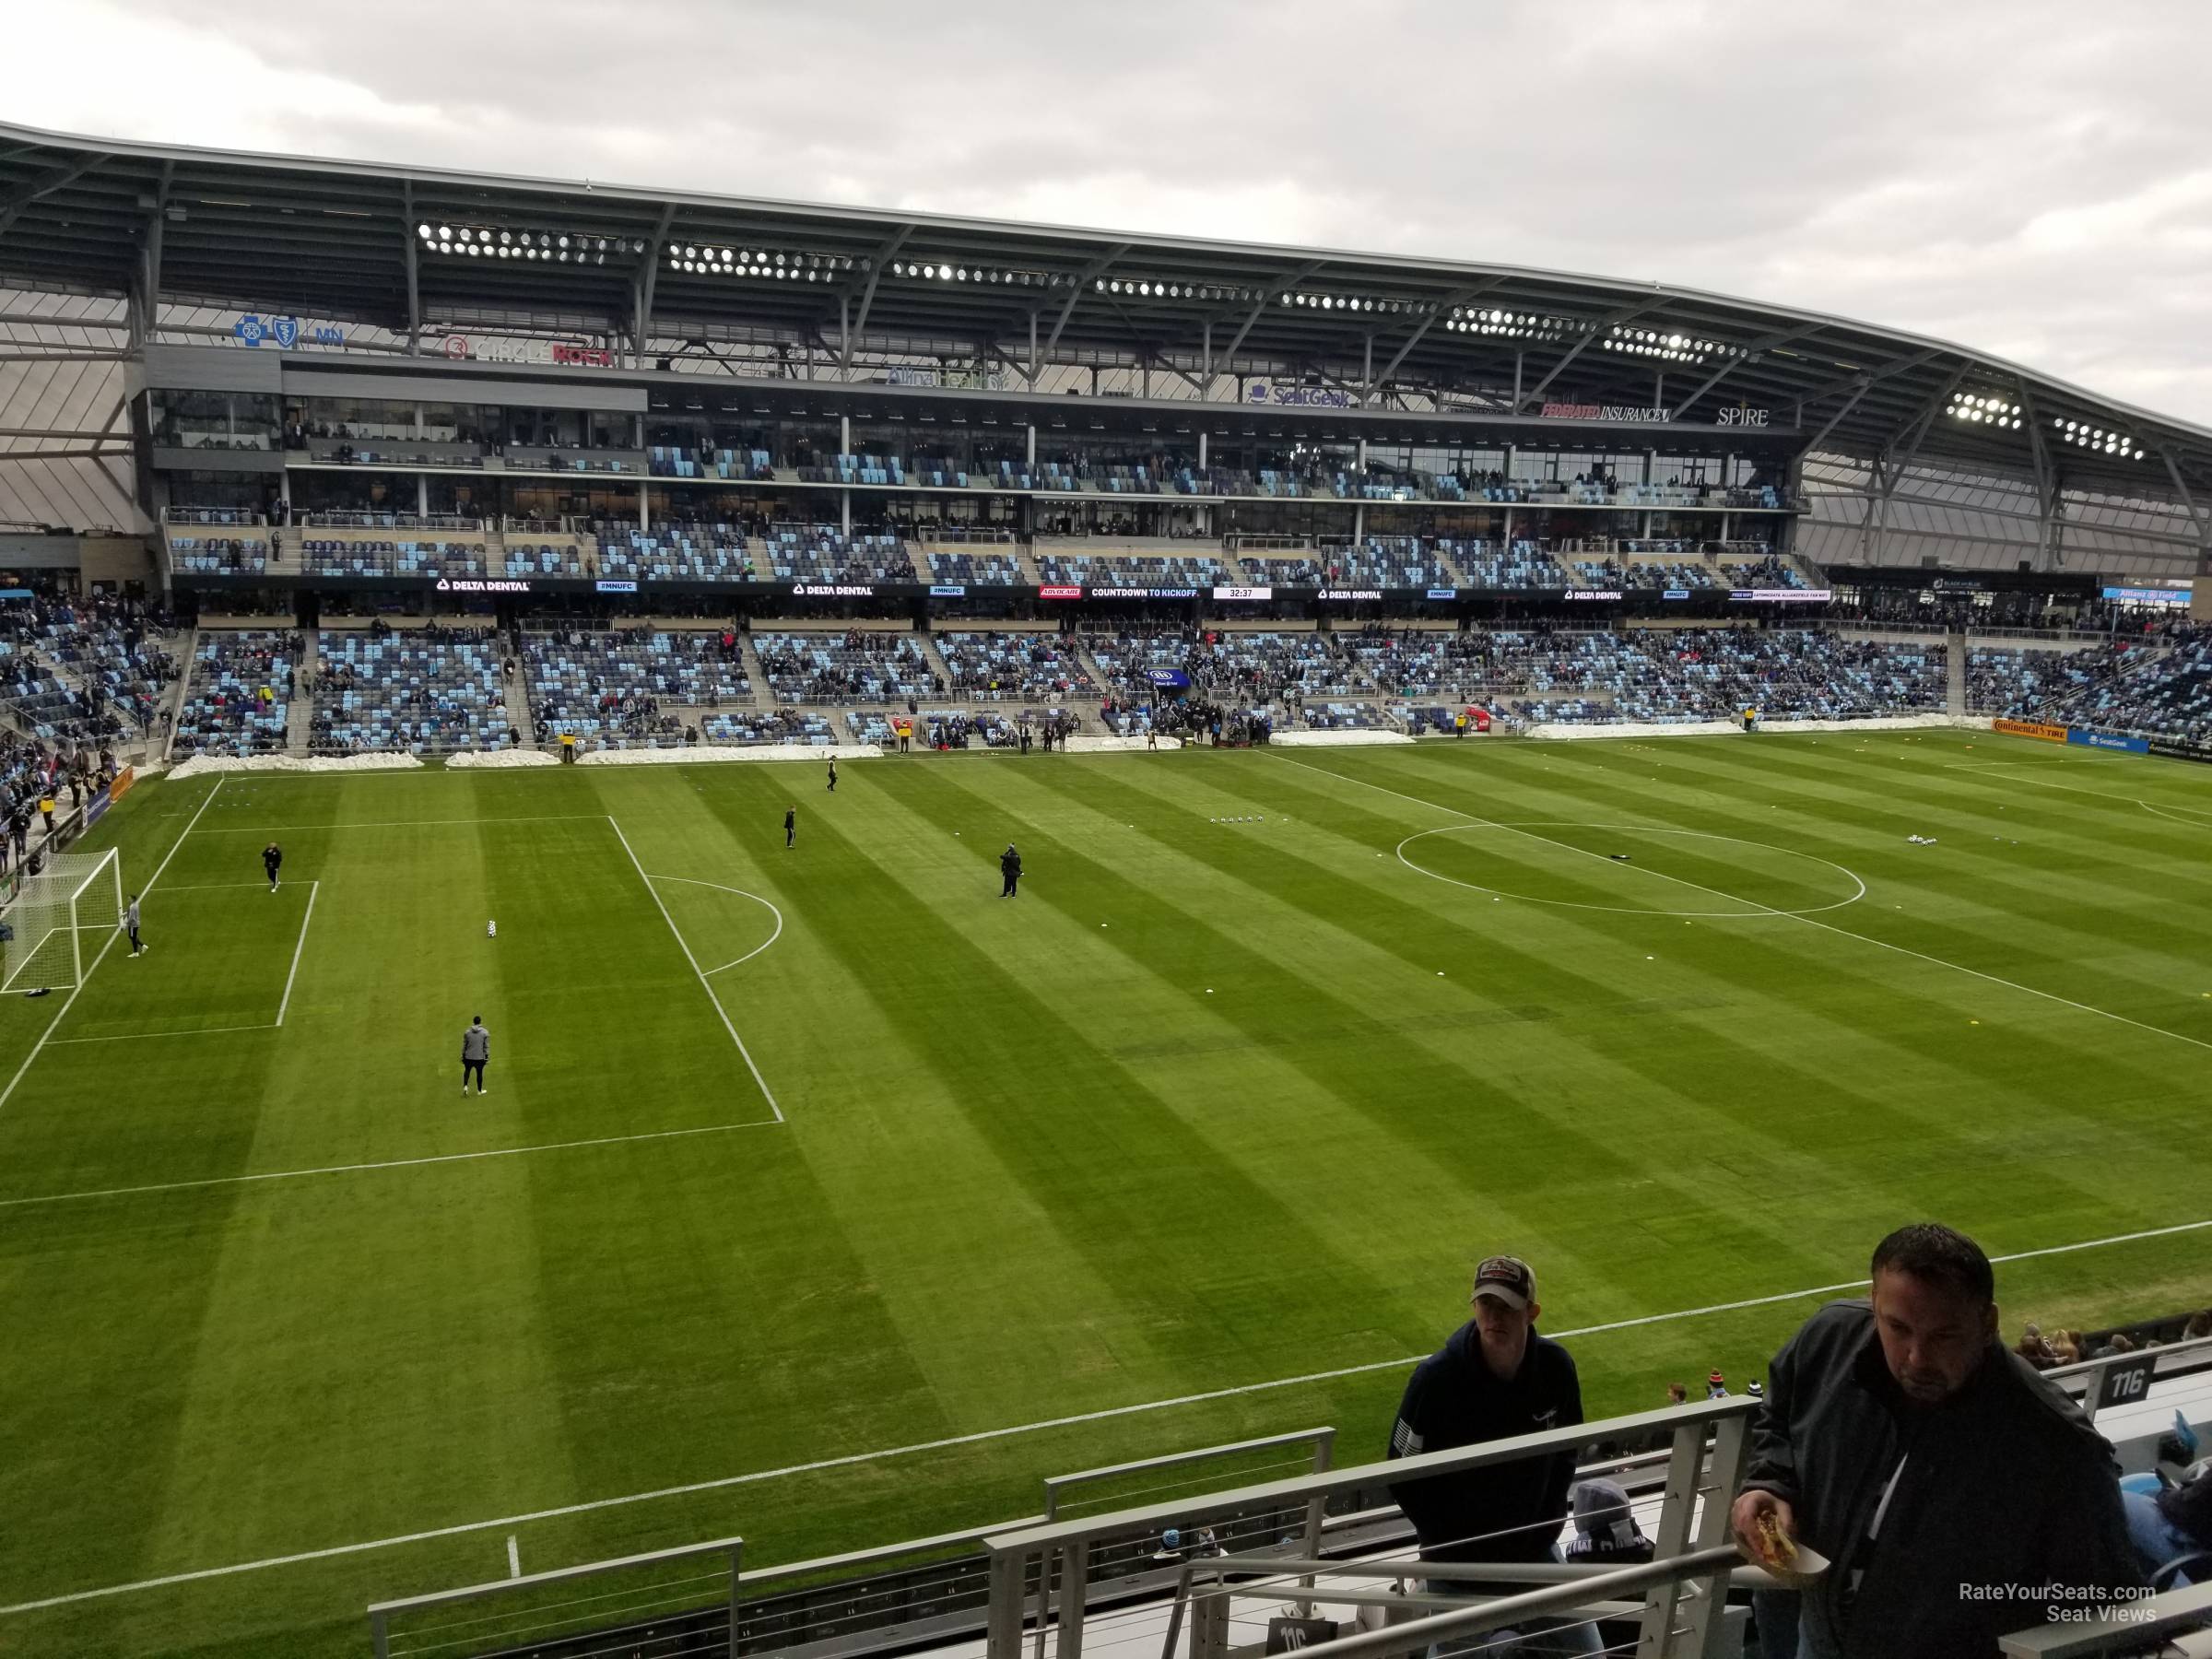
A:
[170,752,425,778]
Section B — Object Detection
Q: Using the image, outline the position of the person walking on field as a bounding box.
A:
[999,842,1022,898]
[263,841,283,891]
[461,1016,489,1096]
[783,806,796,849]
[827,755,838,793]
[123,891,146,957]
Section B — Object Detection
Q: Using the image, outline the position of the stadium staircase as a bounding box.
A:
[1947,630,1968,716]
[159,625,199,762]
[285,631,318,754]
[735,630,771,708]
[499,624,534,736]
[1007,540,1043,582]
[915,632,958,690]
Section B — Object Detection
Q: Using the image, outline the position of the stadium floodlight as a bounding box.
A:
[0,848,123,994]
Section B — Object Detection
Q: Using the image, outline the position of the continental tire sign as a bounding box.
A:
[1992,718,2067,743]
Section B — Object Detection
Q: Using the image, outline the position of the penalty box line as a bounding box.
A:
[0,1118,782,1211]
[0,776,229,1119]
[42,878,323,1047]
[3,1211,2205,1618]
[1275,754,2212,1057]
[606,816,785,1124]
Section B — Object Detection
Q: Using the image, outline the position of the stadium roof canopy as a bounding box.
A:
[4,120,2211,517]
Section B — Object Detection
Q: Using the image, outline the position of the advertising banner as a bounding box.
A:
[1319,588,1384,603]
[1038,585,1084,600]
[927,583,967,597]
[1993,718,2068,744]
[594,579,638,594]
[107,766,135,805]
[2067,727,2149,754]
[434,576,533,594]
[789,583,876,597]
[1538,402,1672,423]
[1245,380,1359,409]
[1565,589,1622,602]
[1730,589,1833,603]
[1424,587,1458,601]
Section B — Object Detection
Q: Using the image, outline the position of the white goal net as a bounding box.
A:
[1,848,124,993]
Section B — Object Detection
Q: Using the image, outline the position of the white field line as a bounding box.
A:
[649,876,783,976]
[0,1119,782,1210]
[1279,754,2212,1055]
[156,882,286,892]
[274,881,319,1026]
[49,1022,277,1048]
[606,817,784,1124]
[1940,762,2212,830]
[506,1536,520,1580]
[191,815,608,834]
[0,777,227,1118]
[4,1213,2206,1618]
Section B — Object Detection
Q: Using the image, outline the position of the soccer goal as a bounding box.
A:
[1,848,124,993]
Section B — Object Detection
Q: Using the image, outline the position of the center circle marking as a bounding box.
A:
[1396,822,1867,918]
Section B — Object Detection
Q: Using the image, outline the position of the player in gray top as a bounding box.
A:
[124,892,145,957]
[461,1016,489,1096]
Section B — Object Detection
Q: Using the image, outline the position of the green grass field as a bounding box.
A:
[2,730,2209,1657]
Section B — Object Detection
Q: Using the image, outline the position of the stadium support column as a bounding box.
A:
[418,474,429,517]
[1026,424,1037,466]
[1197,430,1206,469]
[1028,310,1039,391]
[841,488,852,535]
[402,180,420,354]
[841,414,851,460]
[639,483,649,533]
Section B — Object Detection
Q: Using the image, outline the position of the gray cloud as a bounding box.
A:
[20,0,2212,422]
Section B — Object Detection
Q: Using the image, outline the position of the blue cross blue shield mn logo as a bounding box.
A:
[271,316,300,349]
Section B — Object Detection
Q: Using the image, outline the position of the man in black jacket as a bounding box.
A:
[999,843,1022,898]
[1731,1223,2144,1659]
[1387,1255,1597,1654]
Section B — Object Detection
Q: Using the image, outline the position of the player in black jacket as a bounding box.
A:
[263,841,283,891]
[1386,1255,1585,1567]
[999,843,1022,898]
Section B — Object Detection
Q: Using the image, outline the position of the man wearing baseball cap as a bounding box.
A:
[1386,1255,1597,1654]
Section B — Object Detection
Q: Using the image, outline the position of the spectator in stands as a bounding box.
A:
[1666,1382,1688,1406]
[2186,1311,2212,1344]
[2124,1465,2212,1589]
[1562,1478,1652,1564]
[1731,1223,2142,1659]
[1387,1254,1596,1654]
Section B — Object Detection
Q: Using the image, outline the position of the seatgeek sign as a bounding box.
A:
[1245,380,1360,409]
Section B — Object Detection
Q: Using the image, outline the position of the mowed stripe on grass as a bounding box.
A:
[0,734,2205,1657]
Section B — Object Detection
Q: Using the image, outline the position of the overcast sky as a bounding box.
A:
[9,0,2211,425]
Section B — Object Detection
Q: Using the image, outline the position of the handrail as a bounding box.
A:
[1999,1577,2212,1655]
[1043,1428,1335,1522]
[983,1397,1754,1659]
[1193,1547,1743,1659]
[367,1534,743,1659]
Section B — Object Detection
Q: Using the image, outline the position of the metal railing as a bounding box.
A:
[366,1535,742,1659]
[2043,1332,2212,1422]
[2000,1578,2212,1656]
[982,1395,1754,1659]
